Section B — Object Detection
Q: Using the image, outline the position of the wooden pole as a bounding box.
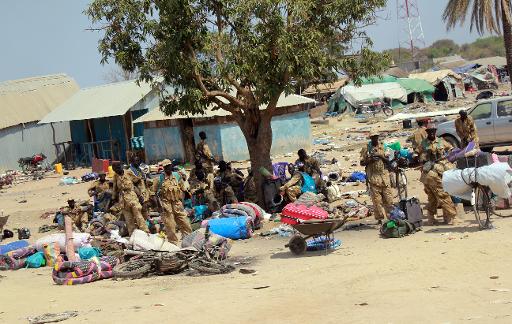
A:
[123,113,130,163]
[108,117,114,161]
[64,216,76,261]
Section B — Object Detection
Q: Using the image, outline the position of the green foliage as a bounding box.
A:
[384,36,505,67]
[86,0,389,118]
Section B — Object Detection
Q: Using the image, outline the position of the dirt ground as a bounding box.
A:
[2,115,512,324]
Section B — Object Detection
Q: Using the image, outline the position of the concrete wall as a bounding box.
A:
[208,110,312,161]
[142,110,312,163]
[143,126,185,164]
[0,121,71,171]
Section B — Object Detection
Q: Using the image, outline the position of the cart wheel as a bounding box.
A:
[288,235,307,255]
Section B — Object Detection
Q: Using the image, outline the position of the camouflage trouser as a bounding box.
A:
[284,186,301,203]
[422,172,457,221]
[122,197,149,235]
[72,212,89,231]
[369,183,394,221]
[161,200,192,245]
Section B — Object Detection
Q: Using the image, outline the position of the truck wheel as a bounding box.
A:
[442,135,460,149]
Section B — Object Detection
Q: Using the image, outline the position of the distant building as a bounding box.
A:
[39,79,160,164]
[133,94,316,163]
[0,74,79,171]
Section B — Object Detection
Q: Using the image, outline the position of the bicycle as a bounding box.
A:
[388,152,408,200]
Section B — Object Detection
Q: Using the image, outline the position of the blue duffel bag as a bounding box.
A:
[207,216,253,240]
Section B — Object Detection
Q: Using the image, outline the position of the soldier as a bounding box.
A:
[126,156,151,219]
[360,131,394,223]
[209,177,238,211]
[189,160,214,190]
[455,110,479,148]
[280,162,305,203]
[153,159,192,245]
[243,168,258,204]
[216,160,244,199]
[88,172,111,212]
[297,149,323,190]
[416,125,457,225]
[112,162,149,235]
[409,119,428,151]
[195,131,215,174]
[62,199,89,232]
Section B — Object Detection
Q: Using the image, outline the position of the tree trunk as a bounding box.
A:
[502,0,512,87]
[237,110,273,207]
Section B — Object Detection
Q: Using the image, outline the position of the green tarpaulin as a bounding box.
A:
[396,78,435,95]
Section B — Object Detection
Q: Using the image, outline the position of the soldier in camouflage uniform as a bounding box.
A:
[360,131,394,222]
[153,159,192,245]
[416,125,457,225]
[112,162,149,235]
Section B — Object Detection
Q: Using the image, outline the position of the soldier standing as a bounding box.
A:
[360,131,394,223]
[416,125,457,225]
[112,162,149,235]
[153,159,192,245]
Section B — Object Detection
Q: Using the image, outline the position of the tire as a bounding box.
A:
[113,259,152,279]
[442,135,460,149]
[382,106,394,116]
[474,186,492,229]
[188,258,234,275]
[287,235,307,255]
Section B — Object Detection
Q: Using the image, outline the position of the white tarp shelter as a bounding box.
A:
[340,82,407,107]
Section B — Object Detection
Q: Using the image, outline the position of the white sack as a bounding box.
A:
[35,233,91,252]
[443,162,512,200]
[129,229,180,252]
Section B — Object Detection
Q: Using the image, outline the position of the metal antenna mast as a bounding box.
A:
[397,0,426,60]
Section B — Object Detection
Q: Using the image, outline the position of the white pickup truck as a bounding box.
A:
[437,96,512,150]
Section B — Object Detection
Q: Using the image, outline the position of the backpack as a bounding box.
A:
[380,219,414,238]
[300,172,317,194]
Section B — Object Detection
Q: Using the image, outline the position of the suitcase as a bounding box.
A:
[456,152,492,169]
[399,198,423,229]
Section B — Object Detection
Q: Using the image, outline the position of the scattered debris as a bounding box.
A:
[27,311,78,324]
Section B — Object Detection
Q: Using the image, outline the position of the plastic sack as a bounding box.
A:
[347,171,366,182]
[129,229,180,252]
[35,233,91,252]
[326,184,342,203]
[206,216,253,240]
[26,252,46,268]
[0,240,29,255]
[443,162,512,200]
[78,247,102,260]
[384,141,401,151]
[43,243,61,267]
[389,206,406,221]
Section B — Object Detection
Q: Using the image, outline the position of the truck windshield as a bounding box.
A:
[470,103,492,120]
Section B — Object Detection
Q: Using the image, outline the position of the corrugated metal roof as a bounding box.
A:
[0,74,79,129]
[302,79,348,95]
[133,93,316,123]
[409,70,462,84]
[39,79,153,124]
[469,56,507,67]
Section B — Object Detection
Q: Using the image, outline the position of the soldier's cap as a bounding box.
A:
[161,159,173,167]
[369,131,380,138]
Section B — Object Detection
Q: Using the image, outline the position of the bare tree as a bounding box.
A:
[103,65,138,83]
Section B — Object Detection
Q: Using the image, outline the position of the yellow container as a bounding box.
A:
[108,165,114,178]
[54,163,63,174]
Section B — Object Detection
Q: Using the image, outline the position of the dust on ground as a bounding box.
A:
[2,95,512,323]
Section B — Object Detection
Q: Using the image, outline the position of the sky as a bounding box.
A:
[0,0,493,88]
